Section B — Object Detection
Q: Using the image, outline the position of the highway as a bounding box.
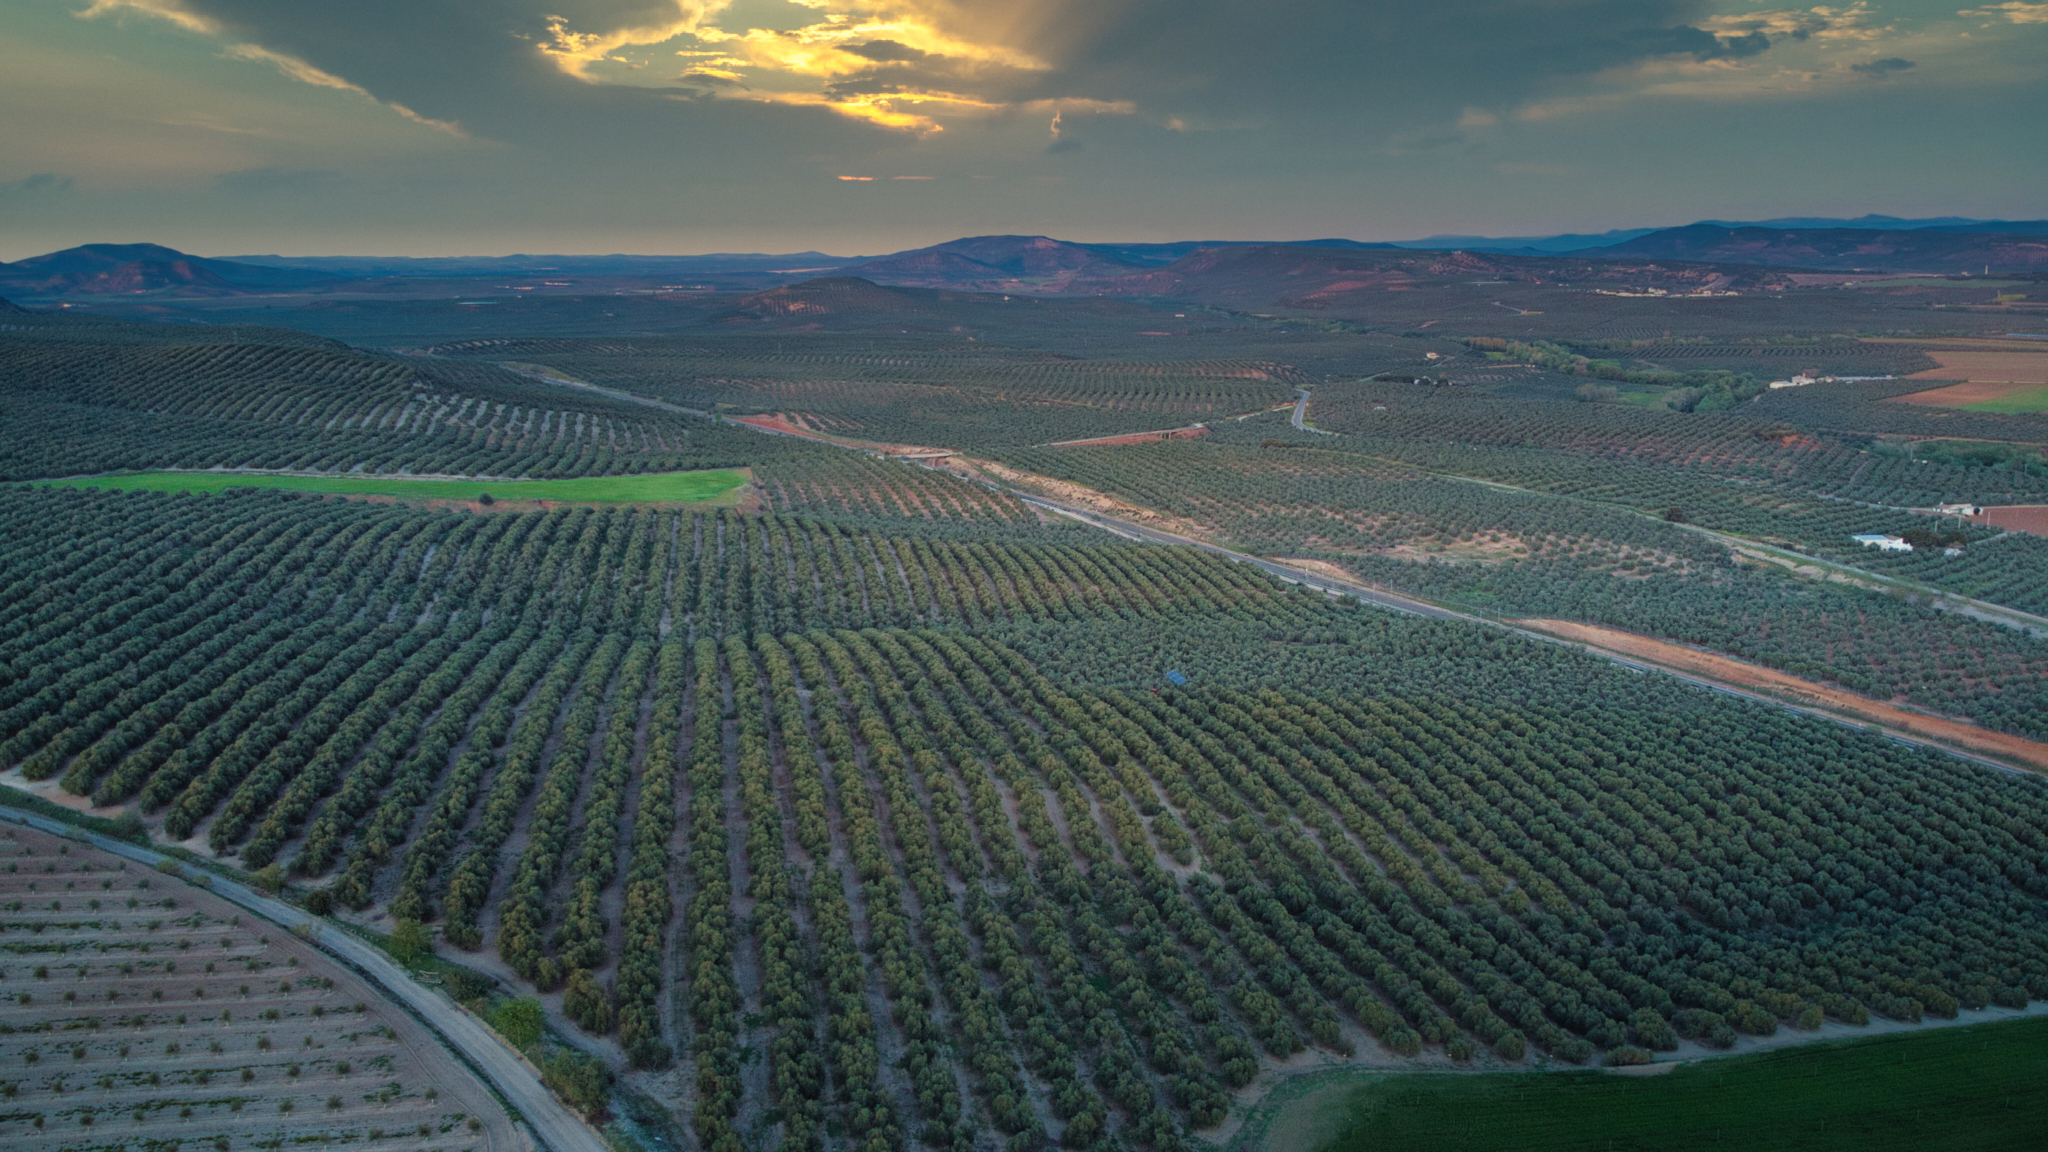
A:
[0,803,607,1152]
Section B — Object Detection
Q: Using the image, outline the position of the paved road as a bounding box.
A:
[0,804,606,1152]
[1290,388,1336,435]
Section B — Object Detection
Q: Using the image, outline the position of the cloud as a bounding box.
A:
[83,0,1759,149]
[1700,4,1888,42]
[0,173,77,196]
[75,0,222,36]
[1959,1,2048,22]
[1634,25,1775,60]
[1849,56,1916,77]
[841,40,929,63]
[81,2,470,135]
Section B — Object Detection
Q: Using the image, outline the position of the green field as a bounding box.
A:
[1297,1016,2046,1152]
[30,467,750,503]
[1958,385,2048,414]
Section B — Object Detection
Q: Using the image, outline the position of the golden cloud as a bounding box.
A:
[541,0,1068,132]
[75,0,221,36]
[1700,3,1891,42]
[1959,1,2048,22]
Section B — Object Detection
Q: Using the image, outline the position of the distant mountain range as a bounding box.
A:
[832,235,1397,291]
[5,215,2044,302]
[1559,224,2048,271]
[1399,216,2048,255]
[220,251,851,279]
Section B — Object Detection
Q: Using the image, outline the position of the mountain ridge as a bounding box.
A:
[1568,224,2048,271]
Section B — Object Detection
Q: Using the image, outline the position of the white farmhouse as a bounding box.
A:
[1851,533,1913,553]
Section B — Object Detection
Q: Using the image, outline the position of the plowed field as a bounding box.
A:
[0,824,521,1152]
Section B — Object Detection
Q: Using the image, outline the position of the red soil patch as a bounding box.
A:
[1974,505,2048,538]
[733,413,811,435]
[1511,619,2048,773]
[732,412,949,456]
[1049,427,1210,448]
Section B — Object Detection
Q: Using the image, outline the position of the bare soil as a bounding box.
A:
[1509,619,2048,773]
[1044,427,1209,448]
[729,414,949,457]
[1898,351,2048,395]
[1974,505,2048,538]
[940,457,1219,540]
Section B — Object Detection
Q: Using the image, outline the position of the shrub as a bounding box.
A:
[387,918,432,968]
[542,1048,611,1120]
[250,863,284,894]
[491,998,544,1049]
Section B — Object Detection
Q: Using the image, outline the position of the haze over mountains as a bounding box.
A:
[4,215,2044,307]
[1560,225,2048,272]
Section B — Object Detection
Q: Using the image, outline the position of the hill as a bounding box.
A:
[0,242,338,297]
[1570,224,2048,272]
[1061,243,1794,307]
[0,295,25,314]
[841,235,1403,290]
[842,235,1140,290]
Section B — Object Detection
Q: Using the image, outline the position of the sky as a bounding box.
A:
[2,0,2044,259]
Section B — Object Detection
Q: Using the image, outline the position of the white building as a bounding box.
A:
[1851,533,1913,553]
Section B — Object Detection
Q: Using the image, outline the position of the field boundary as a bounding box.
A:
[1219,1010,2048,1152]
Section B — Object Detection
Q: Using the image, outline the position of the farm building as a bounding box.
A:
[1851,533,1914,552]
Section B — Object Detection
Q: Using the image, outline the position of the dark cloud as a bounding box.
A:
[842,40,929,63]
[1,174,75,196]
[158,0,1730,145]
[990,0,1723,123]
[1851,57,1917,78]
[1631,25,1772,61]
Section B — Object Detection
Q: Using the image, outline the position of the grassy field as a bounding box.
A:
[1305,1016,2046,1152]
[30,467,749,503]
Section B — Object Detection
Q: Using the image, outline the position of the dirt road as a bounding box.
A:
[1510,619,2048,773]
